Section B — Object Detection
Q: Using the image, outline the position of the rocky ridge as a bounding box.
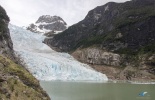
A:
[27,15,67,34]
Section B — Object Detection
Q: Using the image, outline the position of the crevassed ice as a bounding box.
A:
[9,24,108,81]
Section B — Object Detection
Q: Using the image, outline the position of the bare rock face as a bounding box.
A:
[72,48,121,66]
[27,15,67,34]
[0,6,15,60]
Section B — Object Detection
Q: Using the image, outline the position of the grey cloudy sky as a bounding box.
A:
[0,0,128,26]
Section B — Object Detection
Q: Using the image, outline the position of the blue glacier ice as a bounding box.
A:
[9,24,108,81]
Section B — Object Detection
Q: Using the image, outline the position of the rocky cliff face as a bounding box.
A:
[72,47,155,80]
[72,48,121,66]
[0,6,50,100]
[0,6,15,60]
[27,15,67,34]
[45,0,155,80]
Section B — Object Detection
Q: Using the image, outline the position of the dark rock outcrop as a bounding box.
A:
[0,6,15,60]
[27,15,67,34]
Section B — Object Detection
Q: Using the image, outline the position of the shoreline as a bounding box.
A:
[39,79,155,84]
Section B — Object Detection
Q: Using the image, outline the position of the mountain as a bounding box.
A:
[44,0,155,80]
[27,15,67,34]
[0,6,50,100]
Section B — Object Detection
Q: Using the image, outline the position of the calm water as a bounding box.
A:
[40,81,155,100]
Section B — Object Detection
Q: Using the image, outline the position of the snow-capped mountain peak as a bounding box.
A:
[27,15,67,34]
[36,15,66,24]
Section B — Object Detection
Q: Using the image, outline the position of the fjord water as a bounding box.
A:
[40,81,155,100]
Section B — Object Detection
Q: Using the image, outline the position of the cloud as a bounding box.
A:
[0,0,128,26]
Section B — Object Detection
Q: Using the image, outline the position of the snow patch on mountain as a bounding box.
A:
[9,24,108,81]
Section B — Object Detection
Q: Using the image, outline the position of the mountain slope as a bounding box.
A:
[46,0,155,52]
[0,5,50,100]
[44,0,155,80]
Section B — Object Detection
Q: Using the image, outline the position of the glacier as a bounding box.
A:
[9,24,108,81]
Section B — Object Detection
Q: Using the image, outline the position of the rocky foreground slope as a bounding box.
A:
[45,0,155,80]
[0,6,50,100]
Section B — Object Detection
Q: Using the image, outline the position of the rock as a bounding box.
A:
[115,33,123,39]
[23,91,27,94]
[72,48,121,66]
[27,15,67,34]
[0,77,6,82]
[0,63,4,68]
[44,30,56,37]
[0,6,15,61]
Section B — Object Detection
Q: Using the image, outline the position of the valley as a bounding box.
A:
[1,0,155,100]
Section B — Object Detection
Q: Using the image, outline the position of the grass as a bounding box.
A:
[0,77,43,100]
[139,42,155,54]
[74,30,118,50]
[115,42,155,55]
[75,35,105,48]
[0,55,49,100]
[0,55,39,90]
[115,6,155,28]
